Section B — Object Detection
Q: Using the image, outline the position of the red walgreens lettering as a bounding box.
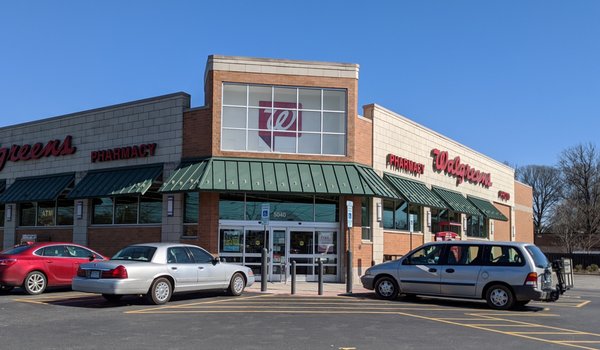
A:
[431,149,492,187]
[498,191,510,201]
[0,136,76,172]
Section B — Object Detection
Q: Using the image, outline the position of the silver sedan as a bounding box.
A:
[72,243,255,304]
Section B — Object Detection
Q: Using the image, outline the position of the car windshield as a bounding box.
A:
[525,245,550,268]
[1,244,33,255]
[112,246,157,262]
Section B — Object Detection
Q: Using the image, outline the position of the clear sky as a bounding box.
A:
[1,1,599,167]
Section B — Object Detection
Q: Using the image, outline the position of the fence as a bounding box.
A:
[545,253,600,268]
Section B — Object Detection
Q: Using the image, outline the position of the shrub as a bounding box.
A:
[590,264,599,272]
[575,264,583,272]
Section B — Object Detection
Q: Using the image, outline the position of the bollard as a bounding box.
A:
[346,250,352,294]
[318,258,323,296]
[291,260,296,295]
[261,248,268,292]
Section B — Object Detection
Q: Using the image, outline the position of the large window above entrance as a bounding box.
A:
[218,193,339,223]
[221,83,347,156]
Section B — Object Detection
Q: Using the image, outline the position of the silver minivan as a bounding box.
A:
[360,241,558,309]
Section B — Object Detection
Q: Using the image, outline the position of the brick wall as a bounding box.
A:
[88,227,161,257]
[493,204,511,242]
[383,232,424,256]
[354,116,373,166]
[514,181,534,243]
[190,192,220,254]
[15,228,73,243]
[183,107,212,159]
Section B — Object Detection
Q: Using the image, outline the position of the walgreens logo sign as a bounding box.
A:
[431,149,493,188]
[258,101,302,147]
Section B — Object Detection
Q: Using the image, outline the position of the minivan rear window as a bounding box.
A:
[525,245,550,268]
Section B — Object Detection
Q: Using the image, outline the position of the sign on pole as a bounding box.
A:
[261,203,270,225]
[346,200,353,228]
[409,215,415,233]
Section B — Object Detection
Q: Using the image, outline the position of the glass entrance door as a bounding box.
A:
[270,229,287,281]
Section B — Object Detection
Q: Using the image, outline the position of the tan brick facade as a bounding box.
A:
[384,232,424,256]
[493,204,512,242]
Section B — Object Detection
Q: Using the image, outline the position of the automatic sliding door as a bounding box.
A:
[244,229,268,277]
[289,229,315,281]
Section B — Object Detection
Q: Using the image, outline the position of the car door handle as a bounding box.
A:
[446,268,455,273]
[171,267,178,270]
[198,267,204,270]
[46,261,53,263]
[428,268,437,273]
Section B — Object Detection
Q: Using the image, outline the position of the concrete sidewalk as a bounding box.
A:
[247,281,371,297]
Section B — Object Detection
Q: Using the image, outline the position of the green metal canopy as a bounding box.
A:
[467,195,508,221]
[383,173,448,209]
[160,158,399,198]
[431,187,482,216]
[67,165,163,199]
[0,174,74,203]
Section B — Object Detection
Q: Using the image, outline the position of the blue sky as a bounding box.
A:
[1,1,599,167]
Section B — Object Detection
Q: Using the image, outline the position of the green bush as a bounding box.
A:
[589,264,599,272]
[575,264,583,272]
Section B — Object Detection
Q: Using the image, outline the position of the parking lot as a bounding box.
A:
[1,278,600,350]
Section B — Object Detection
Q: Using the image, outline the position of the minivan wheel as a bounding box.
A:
[375,276,399,300]
[486,284,515,310]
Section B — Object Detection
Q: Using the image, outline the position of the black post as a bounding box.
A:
[261,248,268,292]
[346,250,353,294]
[291,260,296,295]
[318,258,323,296]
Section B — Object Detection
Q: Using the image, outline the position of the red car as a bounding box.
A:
[0,242,107,295]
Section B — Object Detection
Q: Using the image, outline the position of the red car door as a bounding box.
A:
[40,245,74,285]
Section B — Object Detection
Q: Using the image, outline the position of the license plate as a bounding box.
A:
[90,270,100,279]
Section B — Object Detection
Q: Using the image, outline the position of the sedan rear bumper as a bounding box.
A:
[72,277,151,295]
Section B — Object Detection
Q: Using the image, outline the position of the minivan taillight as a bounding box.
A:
[0,258,17,266]
[524,272,538,288]
[101,265,128,279]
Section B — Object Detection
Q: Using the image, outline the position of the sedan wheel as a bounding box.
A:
[24,271,47,295]
[375,276,399,300]
[486,284,515,310]
[228,273,245,296]
[146,277,172,305]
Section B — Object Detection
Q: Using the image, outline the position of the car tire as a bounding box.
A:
[375,276,399,300]
[146,277,172,305]
[102,294,123,302]
[0,285,14,293]
[486,284,515,310]
[227,272,246,296]
[23,271,47,295]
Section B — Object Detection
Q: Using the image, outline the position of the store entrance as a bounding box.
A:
[218,223,339,282]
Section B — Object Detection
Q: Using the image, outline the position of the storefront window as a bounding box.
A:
[431,208,461,234]
[383,199,422,232]
[115,196,138,224]
[0,206,4,226]
[37,202,55,226]
[219,193,245,220]
[467,215,487,238]
[315,196,339,223]
[246,194,314,222]
[222,83,347,156]
[56,199,74,225]
[361,197,371,241]
[92,198,113,224]
[140,193,162,224]
[184,192,199,223]
[19,203,36,226]
[220,228,243,253]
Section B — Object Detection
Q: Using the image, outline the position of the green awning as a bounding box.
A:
[383,173,448,209]
[0,174,74,203]
[467,196,508,221]
[67,165,163,199]
[431,187,482,216]
[160,158,399,198]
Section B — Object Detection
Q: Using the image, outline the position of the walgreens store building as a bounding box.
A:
[0,55,533,282]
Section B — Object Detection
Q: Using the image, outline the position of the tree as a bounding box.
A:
[516,165,562,235]
[557,143,600,251]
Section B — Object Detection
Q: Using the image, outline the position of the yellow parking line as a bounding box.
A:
[125,294,271,314]
[577,300,591,308]
[513,332,584,335]
[464,324,542,327]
